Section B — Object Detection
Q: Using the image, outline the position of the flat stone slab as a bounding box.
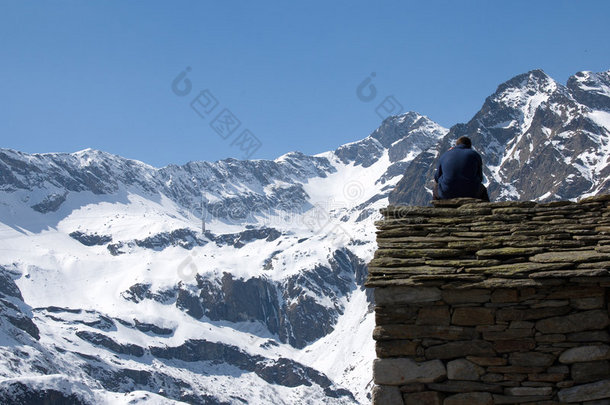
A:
[504,386,553,396]
[529,269,610,278]
[373,358,446,385]
[452,307,495,326]
[492,394,553,404]
[465,262,572,277]
[447,359,485,381]
[530,250,610,263]
[425,259,501,267]
[558,379,610,403]
[371,385,402,404]
[509,352,555,367]
[426,380,502,394]
[443,392,493,405]
[572,361,610,383]
[374,286,441,305]
[536,310,610,334]
[425,340,495,359]
[441,289,490,304]
[559,345,610,364]
[374,324,477,341]
[375,248,465,259]
[403,391,443,405]
[368,265,458,276]
[476,247,544,258]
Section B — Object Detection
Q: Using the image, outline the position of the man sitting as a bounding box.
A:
[433,136,489,201]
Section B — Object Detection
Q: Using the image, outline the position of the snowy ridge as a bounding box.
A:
[0,112,445,404]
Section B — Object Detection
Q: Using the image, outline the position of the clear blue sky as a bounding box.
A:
[1,1,609,167]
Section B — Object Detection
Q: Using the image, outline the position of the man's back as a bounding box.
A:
[434,143,484,199]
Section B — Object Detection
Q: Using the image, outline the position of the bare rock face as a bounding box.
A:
[31,192,68,213]
[69,231,112,246]
[149,339,354,400]
[172,247,368,349]
[0,382,91,405]
[197,272,283,335]
[0,267,39,341]
[567,70,610,112]
[75,331,145,357]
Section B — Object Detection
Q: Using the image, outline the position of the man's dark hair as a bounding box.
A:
[456,136,472,148]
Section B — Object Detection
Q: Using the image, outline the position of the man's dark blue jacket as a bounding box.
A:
[434,144,483,199]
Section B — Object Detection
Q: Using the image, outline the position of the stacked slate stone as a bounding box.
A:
[366,195,610,405]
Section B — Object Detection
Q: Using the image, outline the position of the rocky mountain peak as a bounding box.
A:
[481,69,559,126]
[567,69,610,111]
[333,112,447,168]
[494,69,556,98]
[369,112,444,149]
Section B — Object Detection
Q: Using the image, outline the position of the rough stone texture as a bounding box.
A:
[426,381,502,394]
[451,308,494,326]
[373,358,446,386]
[375,287,441,305]
[492,394,553,404]
[535,310,610,334]
[443,392,493,405]
[374,325,477,341]
[558,379,610,403]
[567,331,610,343]
[492,338,535,353]
[466,356,507,366]
[509,352,555,367]
[425,341,495,360]
[372,385,403,405]
[368,197,610,404]
[417,306,450,326]
[559,345,610,364]
[446,359,485,381]
[376,340,419,358]
[402,391,442,405]
[572,361,610,383]
[442,289,490,304]
[581,400,610,405]
[504,386,553,396]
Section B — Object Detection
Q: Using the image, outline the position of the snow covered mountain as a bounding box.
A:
[2,68,609,404]
[0,112,446,404]
[390,69,610,205]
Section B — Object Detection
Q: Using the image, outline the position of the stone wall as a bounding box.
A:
[366,196,610,404]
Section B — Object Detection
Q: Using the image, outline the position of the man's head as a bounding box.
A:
[456,136,472,148]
